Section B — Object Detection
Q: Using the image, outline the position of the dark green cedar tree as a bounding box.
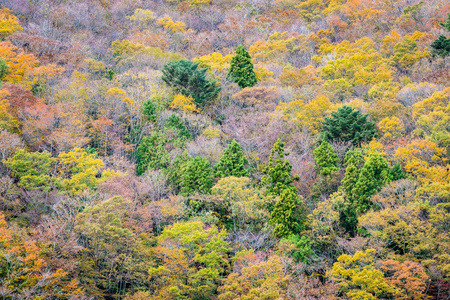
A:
[321,106,377,146]
[261,139,295,196]
[431,13,450,57]
[180,156,214,195]
[162,60,220,108]
[215,140,249,178]
[228,45,257,88]
[313,141,339,177]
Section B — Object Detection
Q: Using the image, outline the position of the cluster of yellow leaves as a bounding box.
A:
[295,0,345,23]
[107,87,134,107]
[218,252,289,300]
[58,148,122,196]
[170,94,200,113]
[395,139,448,200]
[157,16,187,33]
[249,32,298,64]
[202,126,221,138]
[413,87,450,148]
[0,89,15,131]
[149,221,230,299]
[329,249,401,299]
[0,41,64,89]
[110,40,183,67]
[378,117,403,142]
[342,0,386,25]
[277,95,339,134]
[395,139,446,176]
[385,31,430,70]
[280,65,323,87]
[128,9,155,29]
[194,52,232,74]
[0,8,22,40]
[316,38,393,98]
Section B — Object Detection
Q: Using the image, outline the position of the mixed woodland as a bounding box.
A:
[0,0,449,299]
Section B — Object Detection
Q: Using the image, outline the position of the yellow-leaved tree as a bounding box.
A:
[0,8,22,40]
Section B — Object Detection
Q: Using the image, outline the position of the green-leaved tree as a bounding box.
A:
[261,139,295,196]
[321,106,377,146]
[313,141,339,177]
[180,156,214,195]
[162,60,221,108]
[431,13,450,57]
[215,140,249,178]
[228,45,257,88]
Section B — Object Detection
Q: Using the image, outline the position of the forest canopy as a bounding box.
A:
[0,0,449,299]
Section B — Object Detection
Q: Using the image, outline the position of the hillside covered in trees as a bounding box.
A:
[0,0,449,299]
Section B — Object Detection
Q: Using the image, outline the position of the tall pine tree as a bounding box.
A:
[215,140,249,178]
[261,139,295,196]
[352,152,391,213]
[262,139,305,237]
[228,45,257,88]
[180,156,214,195]
[270,188,304,238]
[313,141,339,177]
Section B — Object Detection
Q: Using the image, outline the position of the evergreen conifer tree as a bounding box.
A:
[313,141,339,177]
[431,36,450,57]
[321,106,377,146]
[390,162,406,181]
[0,58,10,81]
[164,114,191,140]
[431,13,450,57]
[270,187,304,238]
[136,132,169,175]
[441,13,450,31]
[339,148,367,235]
[262,139,295,196]
[215,140,249,178]
[341,148,365,200]
[180,156,214,195]
[162,60,221,108]
[352,152,391,213]
[228,45,257,88]
[143,99,158,123]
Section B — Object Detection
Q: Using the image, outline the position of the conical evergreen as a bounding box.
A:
[180,156,214,195]
[352,152,391,213]
[441,13,450,31]
[270,187,304,238]
[431,35,450,57]
[228,45,257,88]
[390,162,406,181]
[215,140,249,178]
[341,148,365,200]
[262,139,295,196]
[313,141,339,177]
